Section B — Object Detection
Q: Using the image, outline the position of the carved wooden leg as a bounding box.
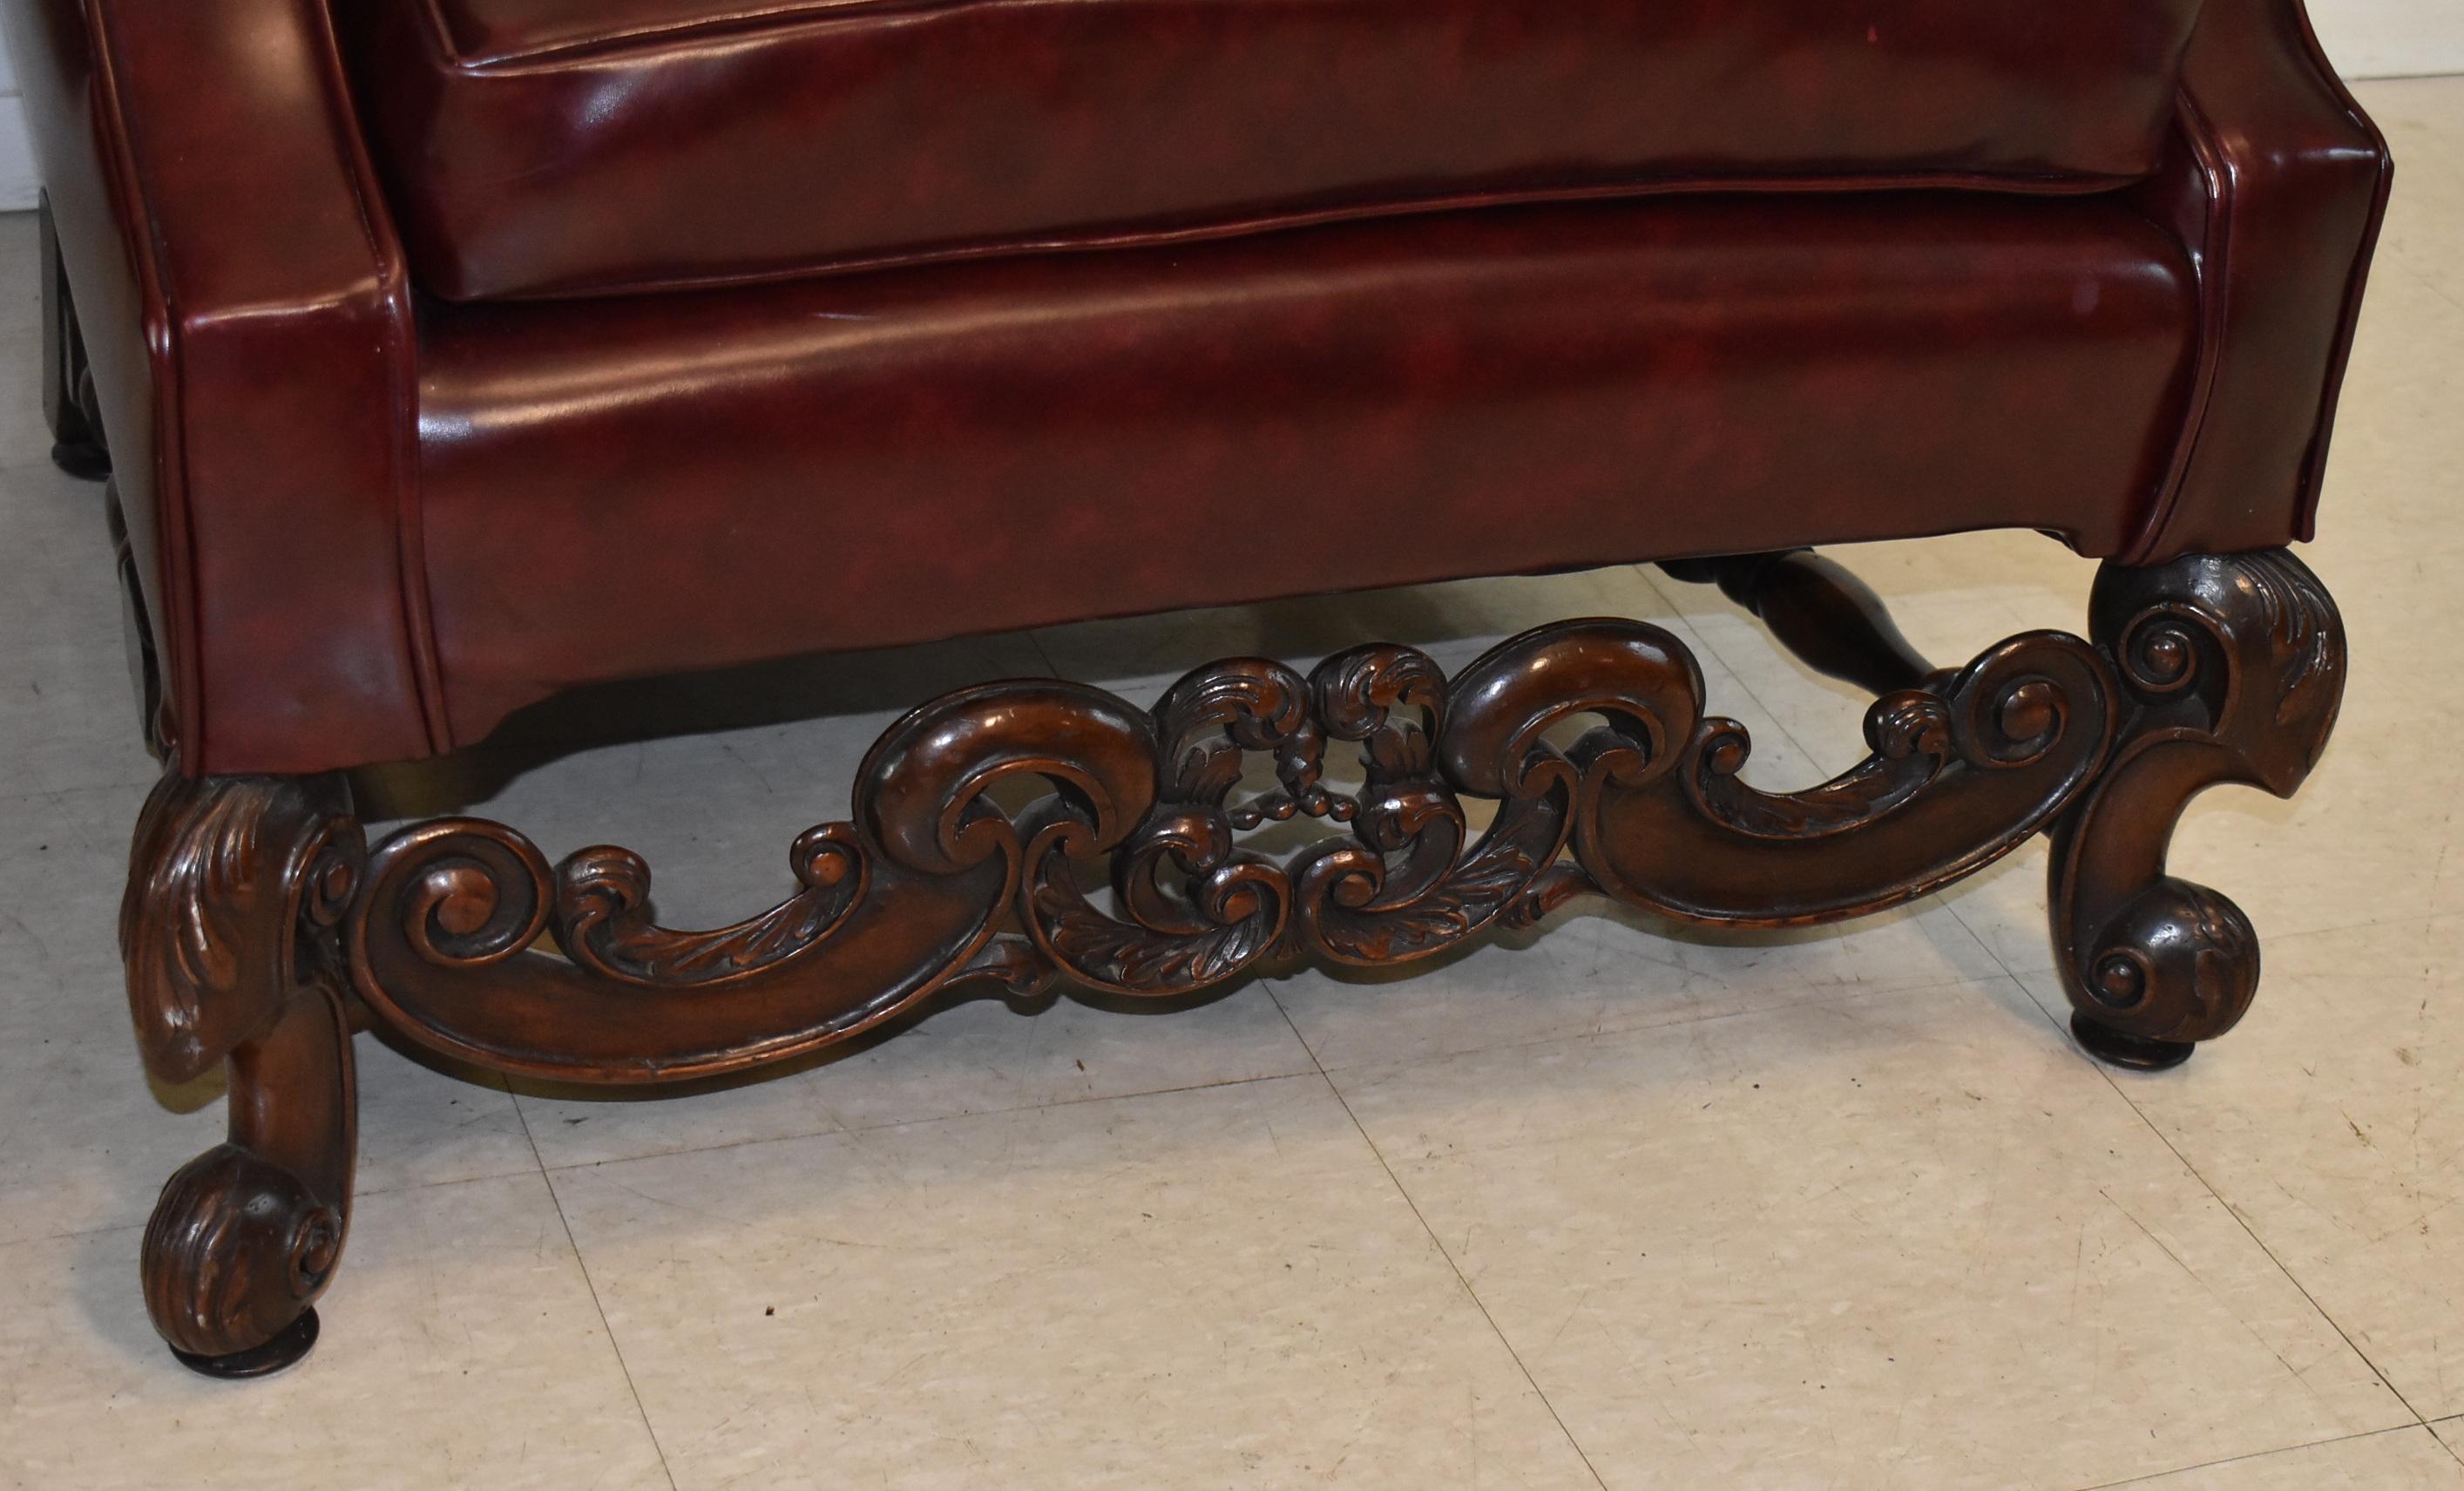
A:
[2048,551,2345,1070]
[123,769,363,1375]
[39,194,110,482]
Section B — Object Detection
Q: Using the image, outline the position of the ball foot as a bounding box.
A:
[167,1308,320,1379]
[2071,1013,2195,1073]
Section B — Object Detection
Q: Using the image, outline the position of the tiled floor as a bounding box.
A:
[4,73,2463,1491]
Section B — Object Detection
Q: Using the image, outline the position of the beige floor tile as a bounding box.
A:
[0,1174,669,1491]
[0,219,160,796]
[2434,1416,2464,1459]
[2357,78,2464,295]
[0,469,164,797]
[519,982,1317,1169]
[1938,775,2390,980]
[1271,894,2003,1073]
[2093,1427,2464,1490]
[0,219,57,464]
[2022,917,2464,1420]
[550,1074,1597,1491]
[1334,980,2410,1491]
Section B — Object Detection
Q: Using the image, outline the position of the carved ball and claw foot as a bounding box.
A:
[124,770,362,1376]
[117,547,2341,1368]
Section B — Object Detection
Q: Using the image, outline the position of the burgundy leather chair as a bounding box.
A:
[2,0,2388,1376]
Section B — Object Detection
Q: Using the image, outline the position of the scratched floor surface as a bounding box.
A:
[5,74,2464,1491]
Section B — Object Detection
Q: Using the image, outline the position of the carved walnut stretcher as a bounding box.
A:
[0,0,2389,1375]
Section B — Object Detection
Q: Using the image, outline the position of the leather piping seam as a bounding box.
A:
[417,0,2198,73]
[2122,88,2230,569]
[305,2,453,756]
[441,170,2153,305]
[86,2,206,770]
[2288,3,2395,542]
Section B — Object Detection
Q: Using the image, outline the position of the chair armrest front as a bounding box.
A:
[1,0,441,774]
[2128,0,2393,563]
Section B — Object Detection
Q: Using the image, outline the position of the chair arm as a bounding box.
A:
[2127,0,2393,563]
[0,0,442,774]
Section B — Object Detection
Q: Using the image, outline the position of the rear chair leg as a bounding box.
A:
[2048,551,2346,1069]
[40,193,111,482]
[123,770,364,1375]
[1658,548,1933,696]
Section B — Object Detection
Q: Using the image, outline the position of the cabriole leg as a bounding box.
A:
[123,769,364,1375]
[2048,551,2346,1070]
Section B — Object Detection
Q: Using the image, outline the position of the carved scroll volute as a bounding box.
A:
[1300,644,1455,887]
[1283,646,1455,963]
[1286,630,1672,966]
[121,771,362,1085]
[1021,661,1311,994]
[864,680,1160,876]
[124,769,362,1368]
[1121,658,1321,936]
[1442,619,1705,800]
[1445,620,1709,926]
[2052,551,2346,1057]
[1579,627,2115,925]
[142,984,356,1366]
[553,824,867,986]
[346,681,1165,1085]
[2088,548,2345,794]
[1150,658,1329,826]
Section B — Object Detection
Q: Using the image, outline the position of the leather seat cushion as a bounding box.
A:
[415,191,2197,744]
[341,0,2208,302]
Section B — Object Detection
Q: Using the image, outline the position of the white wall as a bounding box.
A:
[2312,0,2464,75]
[0,3,2454,212]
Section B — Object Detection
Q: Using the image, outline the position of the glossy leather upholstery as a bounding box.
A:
[420,193,2197,743]
[0,0,2390,776]
[339,0,2209,302]
[3,0,441,773]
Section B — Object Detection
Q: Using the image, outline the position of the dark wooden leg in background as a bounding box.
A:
[2048,551,2345,1070]
[1658,548,1934,695]
[124,769,363,1375]
[105,488,171,759]
[39,193,110,482]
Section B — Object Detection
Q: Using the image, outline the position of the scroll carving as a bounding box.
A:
[125,548,2347,1374]
[2047,550,2346,1067]
[339,608,2129,1087]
